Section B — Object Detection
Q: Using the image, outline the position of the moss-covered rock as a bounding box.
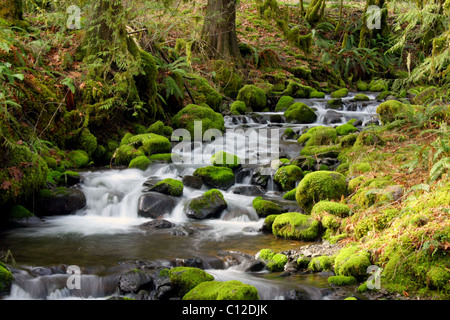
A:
[252,196,283,217]
[211,151,241,170]
[274,165,304,191]
[193,166,235,190]
[183,280,259,300]
[340,134,358,148]
[68,150,90,168]
[296,171,347,214]
[0,262,13,295]
[213,60,243,99]
[356,80,368,91]
[172,104,225,138]
[128,155,151,170]
[186,189,227,219]
[299,145,341,158]
[8,204,34,221]
[353,94,370,101]
[368,79,388,92]
[311,201,351,218]
[272,212,320,240]
[309,90,325,98]
[304,126,338,146]
[376,100,405,124]
[328,275,357,286]
[236,85,267,112]
[187,74,223,111]
[308,256,334,272]
[354,131,385,148]
[326,98,343,109]
[283,188,297,200]
[168,267,214,297]
[284,102,317,124]
[334,246,371,281]
[282,81,315,98]
[115,133,171,165]
[336,124,358,136]
[230,101,247,115]
[275,96,295,112]
[331,88,349,99]
[261,214,279,232]
[149,178,184,197]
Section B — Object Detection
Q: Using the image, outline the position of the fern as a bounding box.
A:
[429,157,450,182]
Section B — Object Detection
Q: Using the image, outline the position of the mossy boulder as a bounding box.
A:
[275,96,295,112]
[213,60,243,99]
[353,94,370,101]
[68,150,90,168]
[336,124,358,136]
[296,171,347,214]
[168,267,214,297]
[186,189,228,219]
[128,155,151,170]
[282,81,315,98]
[193,166,235,190]
[328,275,357,286]
[326,98,343,109]
[211,151,241,170]
[236,85,267,112]
[340,134,358,148]
[229,101,247,115]
[376,100,405,124]
[187,75,223,111]
[183,280,259,300]
[331,88,349,99]
[257,249,288,272]
[8,204,34,221]
[0,262,13,295]
[368,79,388,92]
[284,102,317,124]
[149,178,184,197]
[261,214,279,232]
[356,80,368,91]
[333,246,371,281]
[311,201,351,218]
[303,126,338,146]
[252,196,283,217]
[272,212,320,240]
[116,133,171,165]
[283,188,297,200]
[354,131,385,148]
[299,145,341,158]
[309,90,326,98]
[274,165,304,191]
[308,256,334,272]
[36,187,86,216]
[172,104,225,138]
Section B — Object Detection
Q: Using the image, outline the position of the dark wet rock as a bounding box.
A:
[222,208,256,221]
[142,178,161,188]
[171,257,205,269]
[185,190,228,220]
[118,269,154,294]
[138,219,175,230]
[269,114,283,123]
[182,175,203,189]
[230,185,265,197]
[170,224,198,236]
[137,192,175,219]
[323,111,343,124]
[36,187,86,216]
[353,119,363,127]
[283,289,312,300]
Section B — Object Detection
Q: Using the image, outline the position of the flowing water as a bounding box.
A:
[0,93,381,300]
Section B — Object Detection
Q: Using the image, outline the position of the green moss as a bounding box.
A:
[258,248,276,260]
[336,124,358,136]
[120,133,171,156]
[334,246,371,281]
[128,156,151,170]
[267,253,288,272]
[376,100,405,124]
[172,104,225,138]
[230,101,247,115]
[349,162,371,175]
[311,201,351,218]
[282,81,315,98]
[211,151,241,170]
[296,171,347,214]
[68,150,90,168]
[340,134,358,148]
[252,196,283,217]
[147,121,164,134]
[331,88,349,99]
[272,212,320,240]
[326,98,343,109]
[328,275,357,286]
[148,153,178,163]
[348,176,366,193]
[183,280,259,300]
[284,102,317,124]
[289,66,311,80]
[321,214,340,230]
[236,85,267,112]
[187,74,223,111]
[300,145,341,158]
[9,204,34,220]
[309,90,325,98]
[368,79,388,92]
[168,267,214,297]
[275,96,295,112]
[305,127,338,146]
[150,178,183,197]
[114,145,145,166]
[283,188,297,200]
[353,94,370,101]
[213,60,243,99]
[274,165,304,191]
[262,215,279,231]
[356,80,368,91]
[193,166,235,190]
[297,133,312,145]
[308,256,334,272]
[0,262,13,294]
[187,189,227,219]
[354,131,385,148]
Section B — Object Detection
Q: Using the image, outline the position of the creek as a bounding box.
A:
[0,92,381,300]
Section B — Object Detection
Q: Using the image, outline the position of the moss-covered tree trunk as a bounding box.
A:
[201,0,243,66]
[305,0,326,24]
[0,0,23,23]
[359,0,389,48]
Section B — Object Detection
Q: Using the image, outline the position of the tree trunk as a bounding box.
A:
[0,0,23,21]
[359,0,389,48]
[201,0,243,66]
